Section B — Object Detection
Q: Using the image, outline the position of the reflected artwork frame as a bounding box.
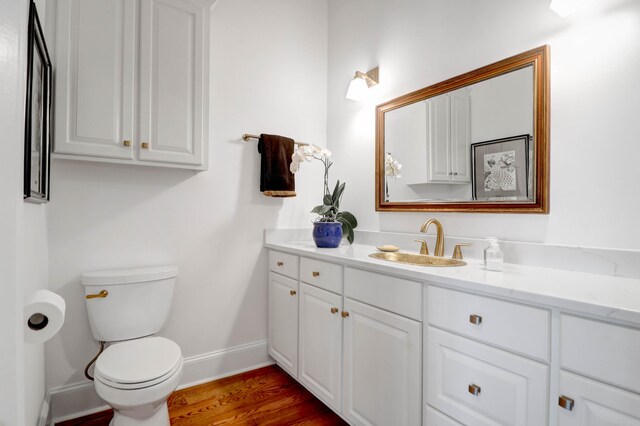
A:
[471,134,531,201]
[24,1,52,203]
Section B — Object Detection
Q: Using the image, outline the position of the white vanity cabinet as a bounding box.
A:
[425,285,550,426]
[426,90,471,184]
[267,251,299,377]
[557,315,640,425]
[342,267,422,426]
[268,251,423,426]
[53,0,211,169]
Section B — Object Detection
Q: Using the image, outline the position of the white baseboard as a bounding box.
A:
[47,339,272,424]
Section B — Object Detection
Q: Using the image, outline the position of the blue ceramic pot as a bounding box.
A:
[312,221,343,248]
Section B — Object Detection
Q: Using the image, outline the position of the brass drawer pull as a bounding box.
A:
[312,271,320,277]
[468,384,481,396]
[123,140,132,147]
[341,311,349,318]
[290,290,297,296]
[86,290,109,300]
[469,314,482,325]
[277,261,284,266]
[331,307,339,314]
[559,395,574,411]
[141,142,150,149]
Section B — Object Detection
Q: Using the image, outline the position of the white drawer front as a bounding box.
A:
[425,406,464,426]
[427,285,550,361]
[558,371,640,425]
[427,327,549,426]
[345,267,422,320]
[300,257,342,294]
[269,250,299,279]
[560,315,640,393]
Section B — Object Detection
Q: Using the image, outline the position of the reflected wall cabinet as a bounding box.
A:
[53,0,212,169]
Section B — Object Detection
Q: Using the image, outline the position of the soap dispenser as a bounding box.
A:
[484,238,504,271]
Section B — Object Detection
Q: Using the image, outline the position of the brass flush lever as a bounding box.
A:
[86,290,109,300]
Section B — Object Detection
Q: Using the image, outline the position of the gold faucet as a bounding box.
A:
[420,218,444,257]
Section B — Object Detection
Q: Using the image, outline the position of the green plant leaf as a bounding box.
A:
[338,217,354,244]
[323,194,333,205]
[310,205,323,214]
[318,205,332,215]
[337,211,358,228]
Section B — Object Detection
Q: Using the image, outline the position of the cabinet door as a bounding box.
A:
[449,90,471,183]
[426,95,452,182]
[138,0,209,167]
[558,371,640,426]
[268,272,298,377]
[299,283,342,412]
[54,0,136,159]
[343,298,422,426]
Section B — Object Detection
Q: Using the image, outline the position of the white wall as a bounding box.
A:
[46,0,327,394]
[0,0,49,425]
[327,0,640,249]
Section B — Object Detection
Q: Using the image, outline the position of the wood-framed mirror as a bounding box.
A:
[375,45,549,213]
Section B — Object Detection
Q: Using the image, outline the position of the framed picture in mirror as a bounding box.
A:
[471,134,531,201]
[24,1,52,203]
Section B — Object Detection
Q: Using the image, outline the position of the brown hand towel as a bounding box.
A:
[258,134,296,197]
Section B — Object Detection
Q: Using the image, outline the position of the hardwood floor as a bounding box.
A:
[56,365,347,425]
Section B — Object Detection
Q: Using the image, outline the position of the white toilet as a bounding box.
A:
[82,265,182,426]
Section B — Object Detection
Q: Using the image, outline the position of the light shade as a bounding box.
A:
[346,77,369,101]
[345,67,379,102]
[550,0,596,17]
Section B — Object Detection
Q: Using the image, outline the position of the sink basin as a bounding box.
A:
[369,251,466,267]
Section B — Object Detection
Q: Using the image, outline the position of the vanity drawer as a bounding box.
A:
[300,257,342,294]
[427,285,550,361]
[344,267,421,321]
[427,327,549,426]
[269,250,299,279]
[560,315,640,393]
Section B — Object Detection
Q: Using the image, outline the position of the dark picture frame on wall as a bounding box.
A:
[24,1,52,203]
[471,134,531,201]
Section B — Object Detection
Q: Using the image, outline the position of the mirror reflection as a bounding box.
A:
[375,45,549,213]
[384,65,534,203]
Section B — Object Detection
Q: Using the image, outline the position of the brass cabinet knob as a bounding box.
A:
[86,290,109,300]
[559,395,575,411]
[141,142,150,149]
[312,271,320,277]
[330,307,339,314]
[289,290,297,296]
[341,311,349,318]
[277,261,284,266]
[452,243,471,260]
[468,384,481,396]
[123,140,132,147]
[469,314,482,325]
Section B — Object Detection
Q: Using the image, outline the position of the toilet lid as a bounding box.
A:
[95,337,182,387]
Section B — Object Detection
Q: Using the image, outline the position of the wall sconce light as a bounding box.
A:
[346,67,379,101]
[550,0,596,17]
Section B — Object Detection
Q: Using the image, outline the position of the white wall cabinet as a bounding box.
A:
[54,0,211,169]
[267,271,298,377]
[343,298,422,426]
[426,90,471,183]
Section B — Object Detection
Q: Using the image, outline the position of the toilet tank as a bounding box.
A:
[82,265,178,342]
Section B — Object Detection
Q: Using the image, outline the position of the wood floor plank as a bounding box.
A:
[57,365,347,425]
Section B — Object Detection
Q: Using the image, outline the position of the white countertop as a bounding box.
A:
[265,240,640,326]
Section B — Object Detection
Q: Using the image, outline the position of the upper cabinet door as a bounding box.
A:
[427,96,451,182]
[54,0,136,159]
[138,0,209,167]
[449,90,471,183]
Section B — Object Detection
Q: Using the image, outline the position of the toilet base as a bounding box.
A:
[109,401,170,426]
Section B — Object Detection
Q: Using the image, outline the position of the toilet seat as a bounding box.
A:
[95,336,182,390]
